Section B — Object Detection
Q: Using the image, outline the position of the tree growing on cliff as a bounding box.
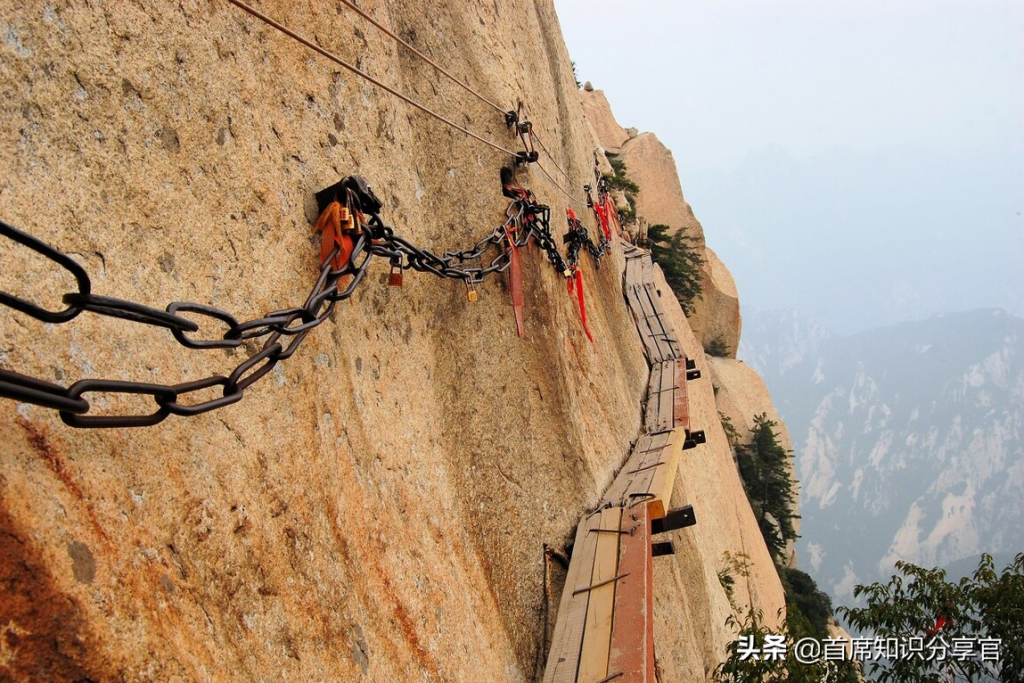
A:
[735,414,799,562]
[715,606,858,683]
[706,334,732,357]
[837,552,1024,683]
[603,155,639,225]
[648,223,705,315]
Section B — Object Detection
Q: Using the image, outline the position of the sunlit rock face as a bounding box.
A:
[582,91,743,357]
[0,3,786,680]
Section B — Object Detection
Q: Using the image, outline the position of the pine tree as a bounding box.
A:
[647,223,705,315]
[735,414,799,561]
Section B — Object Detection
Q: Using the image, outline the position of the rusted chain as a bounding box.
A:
[1,175,574,427]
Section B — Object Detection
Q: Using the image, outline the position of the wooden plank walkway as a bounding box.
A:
[672,359,692,433]
[577,506,623,683]
[623,250,682,363]
[601,430,673,510]
[543,242,705,683]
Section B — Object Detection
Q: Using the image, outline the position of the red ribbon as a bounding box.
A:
[568,268,594,343]
[315,201,355,270]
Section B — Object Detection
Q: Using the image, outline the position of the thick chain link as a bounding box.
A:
[0,186,580,428]
[564,212,610,269]
[1,218,372,427]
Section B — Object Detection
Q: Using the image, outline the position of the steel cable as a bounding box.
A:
[226,0,522,158]
[335,0,508,116]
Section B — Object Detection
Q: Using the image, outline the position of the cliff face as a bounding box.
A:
[1,3,786,681]
[579,87,628,154]
[579,91,742,357]
[643,265,786,680]
[708,356,801,567]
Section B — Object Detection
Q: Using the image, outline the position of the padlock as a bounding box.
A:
[338,205,353,232]
[466,281,478,302]
[388,256,403,287]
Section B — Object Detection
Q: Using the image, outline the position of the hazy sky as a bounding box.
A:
[553,0,1023,334]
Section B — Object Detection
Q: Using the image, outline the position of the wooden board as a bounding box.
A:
[673,358,691,432]
[640,253,682,360]
[577,506,624,683]
[608,503,654,683]
[645,360,677,434]
[622,254,666,364]
[539,244,695,683]
[633,285,668,363]
[602,431,672,508]
[602,429,685,521]
[639,283,681,361]
[646,429,685,520]
[622,251,682,363]
[544,512,604,683]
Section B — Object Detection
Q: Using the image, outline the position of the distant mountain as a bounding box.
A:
[741,308,1024,605]
[739,307,833,382]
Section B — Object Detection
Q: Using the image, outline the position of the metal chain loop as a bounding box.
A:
[0,220,91,323]
[1,179,593,428]
[564,212,610,270]
[1,217,373,428]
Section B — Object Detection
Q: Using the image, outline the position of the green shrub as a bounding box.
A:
[647,223,705,315]
[719,411,741,449]
[601,155,640,227]
[705,334,731,357]
[838,553,1024,682]
[779,567,834,638]
[604,156,640,195]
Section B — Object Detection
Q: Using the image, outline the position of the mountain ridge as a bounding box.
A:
[743,306,1024,603]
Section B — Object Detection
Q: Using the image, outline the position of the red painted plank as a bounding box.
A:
[608,503,654,683]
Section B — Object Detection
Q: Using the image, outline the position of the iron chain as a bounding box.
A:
[0,189,583,428]
[564,212,610,270]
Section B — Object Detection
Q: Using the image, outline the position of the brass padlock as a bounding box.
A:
[338,205,354,232]
[466,281,478,302]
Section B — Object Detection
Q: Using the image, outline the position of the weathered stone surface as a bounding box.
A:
[0,2,786,681]
[707,358,794,454]
[579,88,629,154]
[647,265,787,679]
[620,132,706,246]
[688,246,743,358]
[619,132,743,355]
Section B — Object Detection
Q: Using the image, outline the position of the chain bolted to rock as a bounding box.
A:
[0,171,608,427]
[561,207,611,345]
[586,158,622,243]
[564,208,610,266]
[1,0,618,427]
